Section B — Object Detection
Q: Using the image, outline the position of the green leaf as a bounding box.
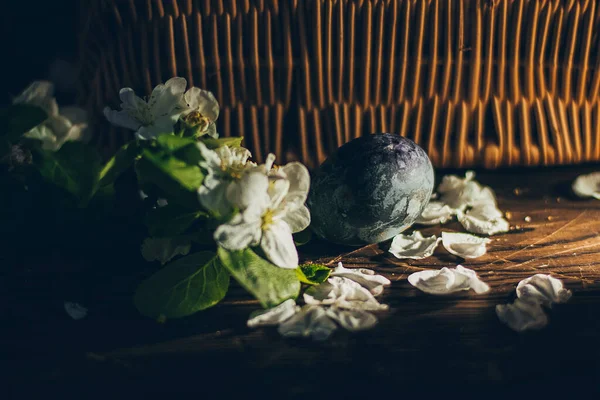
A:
[145,205,208,237]
[217,247,300,308]
[33,141,102,206]
[155,135,203,164]
[135,149,203,209]
[141,237,192,265]
[201,136,244,150]
[97,141,141,189]
[156,135,197,152]
[293,229,313,246]
[134,252,230,319]
[0,104,48,143]
[296,263,331,285]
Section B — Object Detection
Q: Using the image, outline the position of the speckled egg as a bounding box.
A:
[307,133,434,246]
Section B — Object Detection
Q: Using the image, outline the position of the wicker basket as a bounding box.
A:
[78,0,600,168]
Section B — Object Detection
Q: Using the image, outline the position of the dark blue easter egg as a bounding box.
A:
[307,133,434,246]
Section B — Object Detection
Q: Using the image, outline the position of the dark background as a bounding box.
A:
[1,1,80,105]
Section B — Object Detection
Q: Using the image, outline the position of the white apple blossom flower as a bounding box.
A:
[13,81,90,151]
[179,87,219,138]
[103,77,187,140]
[407,265,490,295]
[197,142,256,217]
[441,231,491,259]
[213,155,311,269]
[389,231,441,260]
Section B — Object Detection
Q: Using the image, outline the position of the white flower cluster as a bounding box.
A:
[389,230,491,260]
[104,77,219,140]
[209,152,311,269]
[496,274,572,332]
[247,262,391,340]
[104,78,311,270]
[416,171,510,236]
[13,81,90,151]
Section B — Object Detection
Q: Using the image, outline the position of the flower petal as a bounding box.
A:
[261,220,298,269]
[13,81,57,115]
[204,123,218,139]
[277,305,338,341]
[64,301,88,320]
[326,307,378,331]
[119,87,146,110]
[496,299,548,332]
[415,201,456,225]
[184,87,220,121]
[198,180,232,217]
[104,107,141,131]
[281,204,311,233]
[247,299,299,328]
[268,175,291,209]
[226,171,270,212]
[60,106,88,125]
[136,117,176,139]
[281,162,311,205]
[389,231,441,259]
[407,265,490,295]
[150,77,187,117]
[441,231,491,259]
[457,210,510,236]
[214,214,262,251]
[197,141,222,170]
[516,274,572,307]
[24,124,58,150]
[572,172,600,199]
[304,277,389,311]
[330,262,391,296]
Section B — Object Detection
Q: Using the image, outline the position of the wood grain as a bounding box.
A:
[5,166,600,397]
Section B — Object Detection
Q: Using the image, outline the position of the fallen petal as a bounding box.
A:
[304,277,389,311]
[326,307,378,331]
[389,231,441,260]
[330,262,391,296]
[572,172,600,199]
[64,302,87,320]
[247,299,299,328]
[407,265,490,295]
[516,274,572,307]
[441,231,491,259]
[496,299,548,332]
[415,201,456,225]
[277,305,338,341]
[457,211,510,236]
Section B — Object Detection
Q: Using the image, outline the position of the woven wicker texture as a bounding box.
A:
[78,0,600,168]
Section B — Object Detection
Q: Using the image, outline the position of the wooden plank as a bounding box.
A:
[5,166,600,396]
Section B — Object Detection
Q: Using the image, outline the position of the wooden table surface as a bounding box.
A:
[5,166,600,398]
